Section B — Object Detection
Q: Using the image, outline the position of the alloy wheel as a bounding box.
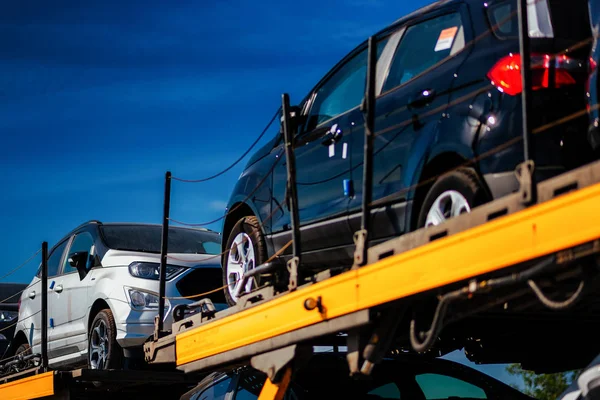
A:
[425,190,471,227]
[226,232,257,303]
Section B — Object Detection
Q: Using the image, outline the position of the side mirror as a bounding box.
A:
[68,251,89,280]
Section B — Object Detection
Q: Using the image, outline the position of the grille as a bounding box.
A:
[176,267,226,305]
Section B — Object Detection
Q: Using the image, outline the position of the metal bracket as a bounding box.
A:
[516,160,535,204]
[250,345,312,383]
[352,229,368,269]
[153,315,160,342]
[287,257,299,291]
[346,328,367,376]
[360,306,406,375]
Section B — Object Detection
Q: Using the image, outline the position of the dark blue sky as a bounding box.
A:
[0,0,525,386]
[1,0,424,282]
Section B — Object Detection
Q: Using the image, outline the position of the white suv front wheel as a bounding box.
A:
[88,309,120,370]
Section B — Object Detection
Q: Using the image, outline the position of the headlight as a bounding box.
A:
[0,311,18,323]
[126,288,162,311]
[128,262,186,280]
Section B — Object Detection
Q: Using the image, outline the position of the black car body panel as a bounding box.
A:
[588,0,600,153]
[222,0,595,273]
[0,283,27,359]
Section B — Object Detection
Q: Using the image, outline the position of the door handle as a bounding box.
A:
[54,284,63,293]
[408,89,436,109]
[28,291,36,300]
[321,124,343,146]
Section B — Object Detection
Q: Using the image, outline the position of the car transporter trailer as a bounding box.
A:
[2,3,600,398]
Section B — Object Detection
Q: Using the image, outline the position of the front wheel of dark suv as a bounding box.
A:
[223,216,268,306]
[417,168,488,229]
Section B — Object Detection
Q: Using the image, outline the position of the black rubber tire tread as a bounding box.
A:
[88,308,121,370]
[417,167,488,229]
[222,215,268,306]
[15,342,31,357]
[13,342,34,371]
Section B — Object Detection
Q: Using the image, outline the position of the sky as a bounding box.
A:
[0,0,422,283]
[0,0,526,389]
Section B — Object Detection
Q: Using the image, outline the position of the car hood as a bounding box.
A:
[101,249,221,269]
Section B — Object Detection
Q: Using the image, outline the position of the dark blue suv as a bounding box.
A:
[221,0,595,305]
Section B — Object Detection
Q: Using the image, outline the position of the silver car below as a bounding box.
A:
[12,221,225,370]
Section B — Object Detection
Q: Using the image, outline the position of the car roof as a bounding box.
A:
[389,0,459,27]
[48,220,220,253]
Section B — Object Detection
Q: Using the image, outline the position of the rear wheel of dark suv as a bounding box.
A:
[417,168,488,229]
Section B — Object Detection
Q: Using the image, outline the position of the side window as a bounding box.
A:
[368,382,401,399]
[307,48,368,129]
[234,369,266,399]
[306,39,388,130]
[63,232,95,274]
[486,0,516,37]
[382,12,465,92]
[192,375,233,400]
[414,373,487,399]
[47,240,69,277]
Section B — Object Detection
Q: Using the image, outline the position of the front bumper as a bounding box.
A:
[110,281,199,349]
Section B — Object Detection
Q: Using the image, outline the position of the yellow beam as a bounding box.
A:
[258,367,292,400]
[176,182,600,366]
[0,372,54,400]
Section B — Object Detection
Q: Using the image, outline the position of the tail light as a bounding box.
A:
[487,53,579,96]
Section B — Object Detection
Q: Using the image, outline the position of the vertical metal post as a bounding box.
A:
[157,171,171,334]
[41,241,48,371]
[281,93,301,291]
[517,0,537,203]
[353,36,377,268]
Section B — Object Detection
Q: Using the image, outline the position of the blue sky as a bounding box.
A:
[0,0,525,389]
[1,0,422,283]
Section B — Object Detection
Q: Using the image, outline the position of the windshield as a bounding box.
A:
[99,225,221,254]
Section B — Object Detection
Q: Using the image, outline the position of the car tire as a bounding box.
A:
[88,309,121,370]
[417,168,487,229]
[15,342,31,358]
[13,342,36,371]
[223,216,268,306]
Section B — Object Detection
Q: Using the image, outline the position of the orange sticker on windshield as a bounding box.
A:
[435,26,458,51]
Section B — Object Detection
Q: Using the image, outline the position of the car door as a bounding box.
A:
[270,47,369,263]
[19,239,69,354]
[348,6,472,241]
[48,230,96,359]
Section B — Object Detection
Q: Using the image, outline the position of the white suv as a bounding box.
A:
[12,221,225,370]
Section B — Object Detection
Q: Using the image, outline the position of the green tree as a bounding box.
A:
[506,364,580,400]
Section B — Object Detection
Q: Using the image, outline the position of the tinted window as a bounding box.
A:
[47,240,69,277]
[307,48,368,128]
[234,370,266,399]
[99,225,221,254]
[487,1,516,37]
[306,39,388,129]
[383,12,464,91]
[63,232,95,274]
[368,382,401,399]
[415,373,487,399]
[192,375,232,400]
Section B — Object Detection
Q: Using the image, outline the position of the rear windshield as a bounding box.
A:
[486,0,591,42]
[99,225,221,254]
[485,0,554,39]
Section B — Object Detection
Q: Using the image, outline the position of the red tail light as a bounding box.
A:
[487,53,578,96]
